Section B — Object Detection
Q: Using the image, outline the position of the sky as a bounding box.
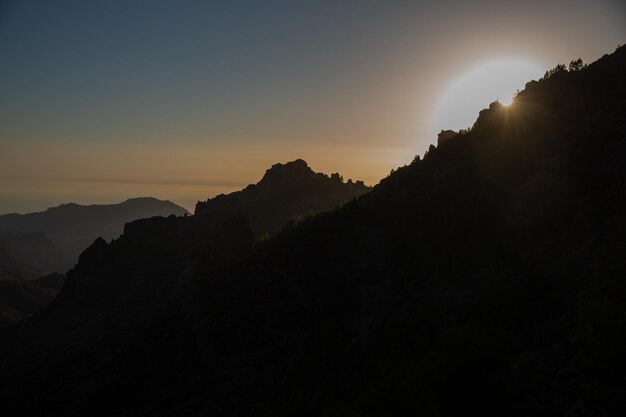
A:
[1,0,624,213]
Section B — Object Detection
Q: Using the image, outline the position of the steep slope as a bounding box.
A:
[195,159,371,235]
[188,46,626,416]
[0,197,190,274]
[1,46,625,416]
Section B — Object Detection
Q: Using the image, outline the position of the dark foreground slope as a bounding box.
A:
[1,46,625,416]
[189,47,626,416]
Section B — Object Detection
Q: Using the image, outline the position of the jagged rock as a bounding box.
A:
[195,159,371,235]
[437,129,459,147]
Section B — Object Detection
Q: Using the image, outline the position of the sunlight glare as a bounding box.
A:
[434,60,542,133]
[500,96,514,106]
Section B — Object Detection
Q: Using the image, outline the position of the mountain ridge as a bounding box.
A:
[0,197,188,217]
[195,159,371,235]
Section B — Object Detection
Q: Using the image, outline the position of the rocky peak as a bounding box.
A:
[437,129,459,147]
[259,159,314,185]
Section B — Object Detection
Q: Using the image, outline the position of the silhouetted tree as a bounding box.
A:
[542,63,567,80]
[569,58,585,71]
[330,172,343,182]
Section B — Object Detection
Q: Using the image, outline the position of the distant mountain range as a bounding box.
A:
[0,197,190,276]
[0,197,190,327]
[1,46,625,416]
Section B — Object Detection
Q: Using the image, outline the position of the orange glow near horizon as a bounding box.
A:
[0,139,406,213]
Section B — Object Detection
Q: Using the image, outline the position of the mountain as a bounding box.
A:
[1,45,625,416]
[0,160,371,409]
[195,159,371,235]
[0,197,190,275]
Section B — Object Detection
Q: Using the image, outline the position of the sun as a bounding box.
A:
[500,95,514,106]
[433,59,543,133]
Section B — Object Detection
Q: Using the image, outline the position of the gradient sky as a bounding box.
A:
[1,0,624,213]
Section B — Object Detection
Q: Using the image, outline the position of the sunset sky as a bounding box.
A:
[1,0,624,213]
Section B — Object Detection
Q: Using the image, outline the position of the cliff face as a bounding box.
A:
[195,159,371,235]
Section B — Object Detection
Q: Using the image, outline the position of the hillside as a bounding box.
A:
[0,45,625,416]
[187,45,626,416]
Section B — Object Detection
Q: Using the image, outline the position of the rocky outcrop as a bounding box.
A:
[195,159,371,235]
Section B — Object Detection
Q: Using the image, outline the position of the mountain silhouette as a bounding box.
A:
[0,162,369,329]
[0,197,190,275]
[1,45,625,416]
[0,198,189,325]
[195,158,371,235]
